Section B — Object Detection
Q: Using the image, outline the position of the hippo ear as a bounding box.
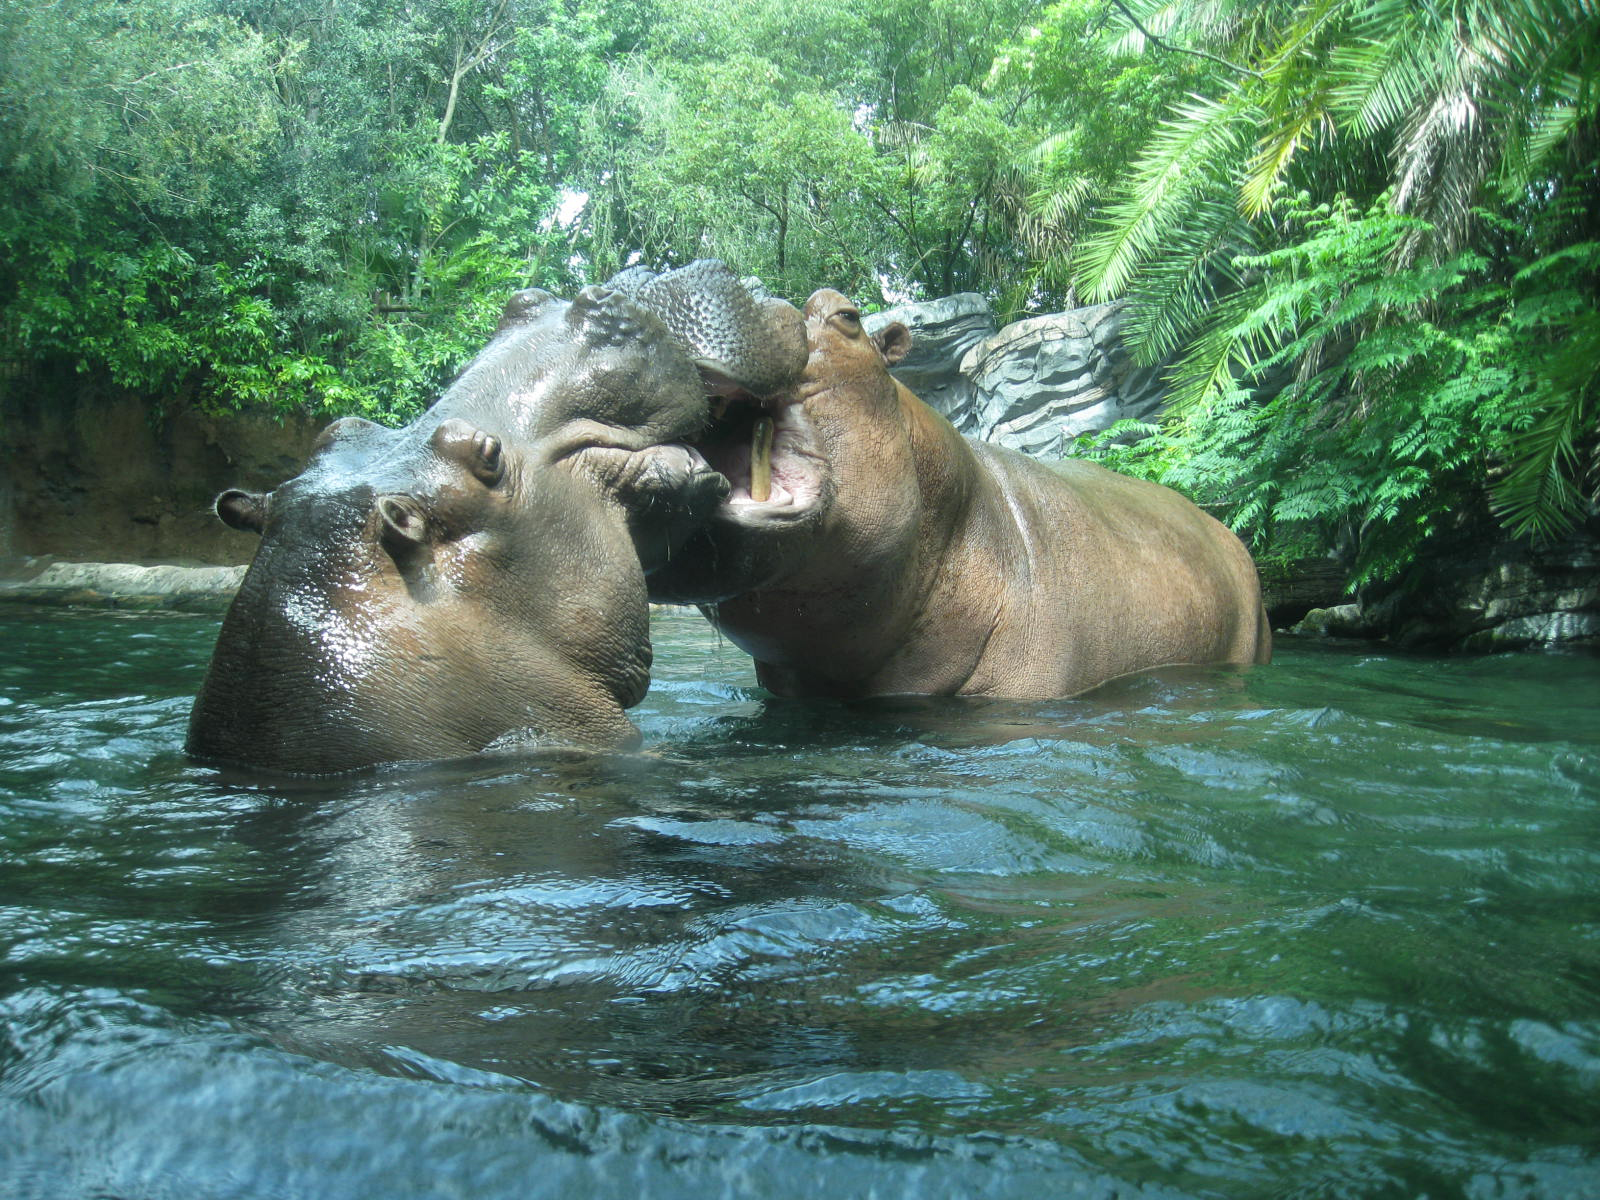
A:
[430,418,505,486]
[873,322,912,367]
[378,494,431,566]
[216,489,268,535]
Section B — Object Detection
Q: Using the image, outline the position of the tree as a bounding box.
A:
[576,0,1048,306]
[985,0,1208,308]
[1030,0,1600,576]
[0,0,640,421]
[0,0,291,404]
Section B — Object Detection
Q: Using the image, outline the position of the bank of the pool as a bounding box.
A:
[0,558,245,613]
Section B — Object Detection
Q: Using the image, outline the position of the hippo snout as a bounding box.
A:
[605,260,808,400]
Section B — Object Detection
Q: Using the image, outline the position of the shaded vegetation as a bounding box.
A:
[1,0,1596,581]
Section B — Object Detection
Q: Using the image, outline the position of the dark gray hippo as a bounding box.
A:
[187,265,806,773]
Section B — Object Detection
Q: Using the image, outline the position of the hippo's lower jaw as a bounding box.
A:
[690,391,827,526]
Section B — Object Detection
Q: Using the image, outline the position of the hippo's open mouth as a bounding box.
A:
[691,380,825,522]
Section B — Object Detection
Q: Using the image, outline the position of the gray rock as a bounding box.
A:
[864,295,1164,452]
[0,558,246,612]
[1292,603,1379,640]
[865,294,996,433]
[1352,505,1600,651]
[960,303,1165,457]
[1459,609,1600,651]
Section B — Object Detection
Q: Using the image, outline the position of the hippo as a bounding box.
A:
[187,266,805,773]
[643,285,1271,699]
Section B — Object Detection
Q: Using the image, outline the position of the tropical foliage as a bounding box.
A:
[1057,0,1600,570]
[1,0,614,420]
[2,0,1596,578]
[578,0,1062,305]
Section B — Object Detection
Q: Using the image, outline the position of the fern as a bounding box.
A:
[1079,189,1592,582]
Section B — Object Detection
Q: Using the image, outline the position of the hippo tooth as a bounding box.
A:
[751,415,774,502]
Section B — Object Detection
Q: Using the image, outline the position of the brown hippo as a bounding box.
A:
[187,266,805,773]
[645,286,1270,699]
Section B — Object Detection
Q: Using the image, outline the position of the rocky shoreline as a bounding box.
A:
[0,558,245,613]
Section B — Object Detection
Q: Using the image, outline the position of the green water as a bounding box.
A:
[1,605,1597,1198]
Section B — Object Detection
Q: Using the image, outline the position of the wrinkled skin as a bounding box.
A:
[648,287,1271,699]
[188,280,739,774]
[606,259,808,397]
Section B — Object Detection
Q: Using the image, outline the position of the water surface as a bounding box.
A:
[2,606,1597,1198]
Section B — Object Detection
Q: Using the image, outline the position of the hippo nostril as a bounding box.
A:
[432,418,505,486]
[496,287,559,333]
[476,432,504,485]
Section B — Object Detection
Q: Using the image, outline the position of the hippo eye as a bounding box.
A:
[832,309,862,331]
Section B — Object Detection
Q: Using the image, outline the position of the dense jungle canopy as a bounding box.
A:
[2,0,1596,582]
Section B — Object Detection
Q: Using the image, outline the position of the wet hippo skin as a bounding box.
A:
[186,270,798,774]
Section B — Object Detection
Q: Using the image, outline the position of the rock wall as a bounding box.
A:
[6,296,1156,565]
[3,312,1592,654]
[1353,507,1600,651]
[1,371,322,566]
[866,294,1164,455]
[962,304,1166,456]
[864,294,996,434]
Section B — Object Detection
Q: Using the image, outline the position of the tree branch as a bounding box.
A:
[438,0,511,143]
[1106,0,1262,80]
[84,62,204,92]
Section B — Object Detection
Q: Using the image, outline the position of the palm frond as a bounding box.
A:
[1120,189,1255,363]
[1326,29,1429,136]
[1105,0,1183,59]
[1075,92,1254,301]
[1159,287,1272,420]
[1016,129,1075,170]
[1242,100,1328,217]
[1493,310,1600,540]
[1472,0,1600,196]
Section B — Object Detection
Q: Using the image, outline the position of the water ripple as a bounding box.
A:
[2,607,1598,1198]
